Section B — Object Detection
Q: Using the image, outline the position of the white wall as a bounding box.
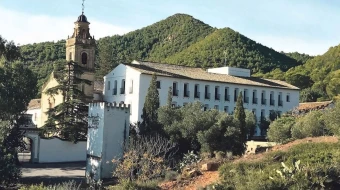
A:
[26,108,41,127]
[86,102,130,180]
[38,138,86,163]
[103,64,299,136]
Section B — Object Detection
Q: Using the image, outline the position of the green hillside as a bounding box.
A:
[165,28,300,73]
[96,14,215,77]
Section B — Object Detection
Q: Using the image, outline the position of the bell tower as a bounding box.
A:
[66,1,95,99]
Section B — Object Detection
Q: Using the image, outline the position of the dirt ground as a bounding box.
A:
[159,136,339,190]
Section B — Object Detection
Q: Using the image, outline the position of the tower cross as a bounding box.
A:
[82,0,85,14]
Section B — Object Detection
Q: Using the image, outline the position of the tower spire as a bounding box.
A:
[82,0,85,14]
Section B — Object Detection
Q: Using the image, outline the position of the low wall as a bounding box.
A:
[38,137,86,163]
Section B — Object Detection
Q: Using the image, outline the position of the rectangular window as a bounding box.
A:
[204,104,209,111]
[252,109,256,116]
[286,94,290,102]
[244,89,249,103]
[234,88,239,102]
[194,84,200,98]
[224,106,229,113]
[261,91,266,105]
[215,86,220,100]
[113,80,117,95]
[261,109,265,121]
[253,90,257,104]
[278,92,282,106]
[270,91,274,106]
[156,81,161,89]
[183,102,188,107]
[107,81,111,90]
[214,105,219,110]
[224,87,230,101]
[172,102,177,108]
[205,85,210,99]
[173,82,178,96]
[184,83,189,97]
[120,79,125,94]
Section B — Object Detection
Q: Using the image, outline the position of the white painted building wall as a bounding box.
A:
[103,64,299,136]
[38,138,86,163]
[26,108,41,127]
[86,102,130,180]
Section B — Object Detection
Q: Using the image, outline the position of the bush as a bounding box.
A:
[324,102,340,136]
[267,116,295,143]
[179,151,200,171]
[112,134,176,182]
[19,181,81,190]
[109,179,160,190]
[291,110,328,139]
[164,170,178,181]
[218,141,340,189]
[197,114,245,155]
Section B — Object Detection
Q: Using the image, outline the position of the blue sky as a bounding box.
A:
[1,0,340,55]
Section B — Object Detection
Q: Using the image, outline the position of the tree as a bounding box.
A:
[245,110,256,139]
[267,116,295,143]
[299,88,323,102]
[42,61,92,142]
[234,92,247,142]
[197,114,245,155]
[140,74,160,135]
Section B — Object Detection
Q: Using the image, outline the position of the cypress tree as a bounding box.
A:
[140,73,160,135]
[234,92,247,142]
[167,87,173,108]
[42,60,92,143]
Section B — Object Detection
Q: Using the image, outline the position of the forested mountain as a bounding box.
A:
[15,13,338,100]
[282,52,314,65]
[165,28,300,73]
[96,14,215,77]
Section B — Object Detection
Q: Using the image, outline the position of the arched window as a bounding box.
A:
[81,52,88,65]
[82,29,86,39]
[69,52,72,61]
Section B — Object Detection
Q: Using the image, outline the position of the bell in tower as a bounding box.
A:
[65,0,95,99]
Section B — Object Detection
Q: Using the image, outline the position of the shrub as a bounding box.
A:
[214,151,225,160]
[197,114,245,156]
[164,170,178,181]
[179,151,200,171]
[324,102,340,136]
[109,179,160,190]
[19,181,81,190]
[291,110,328,139]
[217,142,340,189]
[112,134,176,182]
[267,116,295,143]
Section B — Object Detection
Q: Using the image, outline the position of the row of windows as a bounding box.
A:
[106,79,291,107]
[173,102,281,118]
[172,82,290,106]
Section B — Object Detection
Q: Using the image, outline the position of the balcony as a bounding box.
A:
[224,95,230,101]
[278,100,283,107]
[244,97,249,103]
[184,91,190,97]
[113,88,117,95]
[205,93,210,100]
[194,92,200,99]
[252,98,258,104]
[261,98,266,105]
[173,90,179,96]
[215,94,220,100]
[270,99,275,106]
[120,88,125,94]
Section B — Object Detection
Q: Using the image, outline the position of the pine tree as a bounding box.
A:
[234,92,247,142]
[42,61,92,143]
[140,74,160,135]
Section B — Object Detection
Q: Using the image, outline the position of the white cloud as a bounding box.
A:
[0,6,133,45]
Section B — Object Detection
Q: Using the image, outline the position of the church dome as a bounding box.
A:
[77,14,89,23]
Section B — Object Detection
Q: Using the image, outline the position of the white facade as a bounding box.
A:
[102,62,299,136]
[26,108,41,127]
[86,102,130,180]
